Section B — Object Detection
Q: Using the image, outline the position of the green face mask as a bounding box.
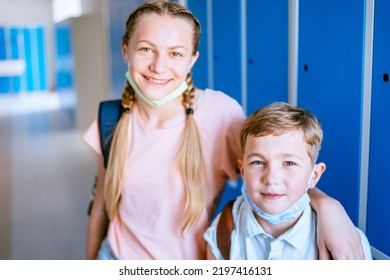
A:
[125,71,188,108]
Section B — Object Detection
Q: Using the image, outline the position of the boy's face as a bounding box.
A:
[238,130,325,215]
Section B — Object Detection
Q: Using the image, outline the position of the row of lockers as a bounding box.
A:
[7,0,386,259]
[184,0,389,259]
[0,26,47,93]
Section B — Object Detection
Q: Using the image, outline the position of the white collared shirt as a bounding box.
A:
[204,195,372,260]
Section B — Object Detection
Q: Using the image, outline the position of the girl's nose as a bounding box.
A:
[149,53,167,74]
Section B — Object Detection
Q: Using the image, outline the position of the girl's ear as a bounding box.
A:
[189,51,199,71]
[122,41,128,62]
[308,162,326,189]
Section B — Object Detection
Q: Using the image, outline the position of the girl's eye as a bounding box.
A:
[140,47,152,52]
[284,161,296,166]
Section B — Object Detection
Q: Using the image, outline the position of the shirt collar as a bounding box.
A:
[244,204,315,250]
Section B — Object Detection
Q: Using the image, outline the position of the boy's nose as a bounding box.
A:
[262,165,280,186]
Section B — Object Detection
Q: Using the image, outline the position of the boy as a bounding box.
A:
[204,102,372,260]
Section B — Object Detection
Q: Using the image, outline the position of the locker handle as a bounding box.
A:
[384,73,389,82]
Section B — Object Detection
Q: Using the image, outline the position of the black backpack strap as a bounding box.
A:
[98,99,122,168]
[216,199,235,260]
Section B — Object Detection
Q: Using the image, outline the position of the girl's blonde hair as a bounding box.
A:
[104,0,205,232]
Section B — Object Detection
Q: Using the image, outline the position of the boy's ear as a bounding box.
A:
[237,159,244,178]
[308,162,326,189]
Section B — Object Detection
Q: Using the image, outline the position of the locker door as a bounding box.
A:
[212,0,242,103]
[246,0,288,115]
[187,0,209,90]
[108,0,144,98]
[0,27,10,94]
[54,21,74,91]
[297,0,365,224]
[367,0,390,258]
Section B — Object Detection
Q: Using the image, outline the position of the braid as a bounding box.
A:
[178,72,206,232]
[183,73,195,115]
[104,82,136,220]
[121,81,135,111]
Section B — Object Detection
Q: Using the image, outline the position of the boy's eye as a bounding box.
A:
[283,161,296,166]
[250,160,264,166]
[171,51,183,57]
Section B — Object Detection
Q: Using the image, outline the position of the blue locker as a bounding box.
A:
[187,0,209,90]
[23,28,34,92]
[108,0,144,98]
[212,0,242,103]
[367,0,390,257]
[10,27,21,93]
[246,0,288,115]
[0,27,10,94]
[54,21,74,90]
[36,27,47,91]
[297,0,365,224]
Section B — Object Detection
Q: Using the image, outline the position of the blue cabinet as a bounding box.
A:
[367,0,390,258]
[211,0,242,103]
[246,0,288,115]
[297,0,365,225]
[187,0,209,90]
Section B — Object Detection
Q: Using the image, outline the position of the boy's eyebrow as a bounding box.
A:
[246,152,304,161]
[280,153,303,160]
[246,152,264,158]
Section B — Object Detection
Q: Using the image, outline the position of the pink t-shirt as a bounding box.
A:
[83,89,246,259]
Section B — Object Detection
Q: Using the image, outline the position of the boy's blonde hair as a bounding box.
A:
[240,102,323,164]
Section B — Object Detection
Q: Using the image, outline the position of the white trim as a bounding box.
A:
[207,0,213,89]
[359,0,375,233]
[371,247,390,260]
[240,0,247,114]
[288,0,299,106]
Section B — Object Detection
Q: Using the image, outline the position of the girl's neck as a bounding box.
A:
[134,88,202,129]
[134,96,186,129]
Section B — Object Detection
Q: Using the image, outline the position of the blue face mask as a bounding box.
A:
[125,71,188,108]
[242,168,315,225]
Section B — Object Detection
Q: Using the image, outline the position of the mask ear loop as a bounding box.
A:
[305,165,317,192]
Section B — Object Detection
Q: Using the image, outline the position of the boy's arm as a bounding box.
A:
[308,187,365,259]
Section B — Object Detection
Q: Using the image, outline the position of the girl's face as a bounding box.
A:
[122,14,199,103]
[238,130,325,215]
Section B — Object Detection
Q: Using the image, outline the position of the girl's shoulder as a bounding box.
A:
[197,88,244,115]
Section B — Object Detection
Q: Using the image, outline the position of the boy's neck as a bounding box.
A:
[255,213,302,239]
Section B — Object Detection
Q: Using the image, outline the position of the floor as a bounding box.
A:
[0,92,98,260]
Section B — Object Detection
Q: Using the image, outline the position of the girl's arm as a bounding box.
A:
[308,187,365,259]
[206,244,216,260]
[86,158,109,260]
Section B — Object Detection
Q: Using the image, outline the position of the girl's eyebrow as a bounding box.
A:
[135,40,188,50]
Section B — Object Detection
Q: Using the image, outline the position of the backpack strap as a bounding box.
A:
[98,99,122,168]
[216,199,235,260]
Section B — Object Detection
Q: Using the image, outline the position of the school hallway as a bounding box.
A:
[0,92,96,259]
